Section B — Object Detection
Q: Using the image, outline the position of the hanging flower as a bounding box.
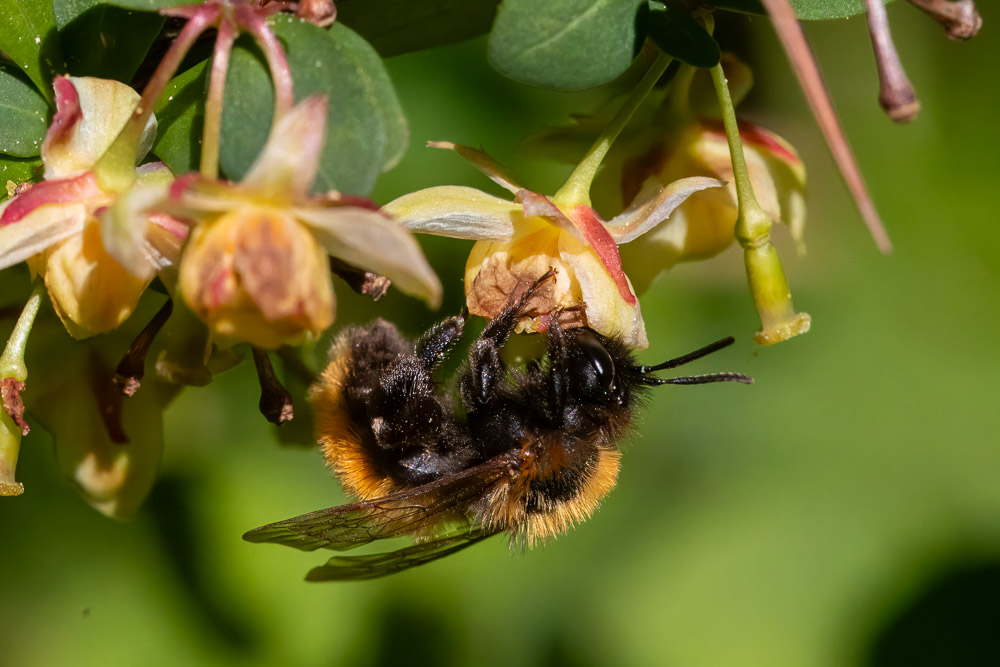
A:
[169,96,441,350]
[383,142,722,349]
[619,119,807,294]
[0,76,174,339]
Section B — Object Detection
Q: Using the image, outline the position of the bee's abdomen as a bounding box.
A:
[480,434,621,546]
[310,322,414,500]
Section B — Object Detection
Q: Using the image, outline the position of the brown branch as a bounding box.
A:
[907,0,982,40]
[866,0,920,123]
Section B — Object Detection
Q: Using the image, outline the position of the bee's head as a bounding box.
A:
[565,329,624,402]
[565,329,753,406]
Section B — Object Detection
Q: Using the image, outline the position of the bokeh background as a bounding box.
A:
[2,4,999,666]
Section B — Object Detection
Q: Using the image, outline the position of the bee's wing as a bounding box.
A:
[243,456,512,552]
[304,527,495,581]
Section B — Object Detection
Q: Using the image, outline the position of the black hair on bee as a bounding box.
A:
[244,271,752,581]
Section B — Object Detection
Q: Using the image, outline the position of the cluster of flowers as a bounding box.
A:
[0,1,806,514]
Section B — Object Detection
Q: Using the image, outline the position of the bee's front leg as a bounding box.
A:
[415,313,466,370]
[461,271,556,406]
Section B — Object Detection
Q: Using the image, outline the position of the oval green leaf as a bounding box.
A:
[101,0,199,9]
[151,61,208,176]
[0,0,63,105]
[644,1,720,68]
[0,156,43,195]
[0,65,50,158]
[705,0,891,20]
[488,0,645,91]
[337,0,501,57]
[219,17,408,196]
[54,0,164,81]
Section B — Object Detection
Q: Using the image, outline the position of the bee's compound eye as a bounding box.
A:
[572,330,616,397]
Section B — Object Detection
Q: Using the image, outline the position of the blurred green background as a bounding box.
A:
[2,4,999,666]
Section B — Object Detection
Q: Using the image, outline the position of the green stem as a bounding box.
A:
[0,281,46,382]
[553,51,673,208]
[93,7,217,193]
[668,63,698,119]
[709,61,771,243]
[710,60,810,344]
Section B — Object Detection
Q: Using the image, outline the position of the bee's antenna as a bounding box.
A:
[638,372,754,386]
[637,336,736,374]
[635,336,753,386]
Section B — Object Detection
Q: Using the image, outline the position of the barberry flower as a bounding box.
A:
[620,119,806,294]
[383,141,721,349]
[170,96,441,349]
[0,76,170,339]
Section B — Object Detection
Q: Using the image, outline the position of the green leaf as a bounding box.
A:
[0,65,50,158]
[219,17,408,196]
[488,0,645,91]
[337,0,501,57]
[705,0,891,20]
[151,61,208,176]
[792,0,891,19]
[644,1,720,68]
[54,0,164,81]
[0,0,64,105]
[100,0,199,9]
[0,156,43,196]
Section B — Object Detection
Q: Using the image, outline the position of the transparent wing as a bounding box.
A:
[305,528,496,581]
[243,456,512,552]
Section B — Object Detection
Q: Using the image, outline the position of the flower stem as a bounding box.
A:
[554,51,673,208]
[242,7,295,123]
[93,6,219,193]
[0,411,24,496]
[710,61,810,345]
[0,281,46,383]
[668,63,698,118]
[202,21,237,179]
[0,281,44,496]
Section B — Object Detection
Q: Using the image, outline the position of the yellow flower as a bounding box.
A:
[0,76,170,339]
[619,119,807,294]
[170,96,441,349]
[383,142,722,349]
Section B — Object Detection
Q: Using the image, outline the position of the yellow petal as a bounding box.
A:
[382,185,520,241]
[43,76,156,181]
[558,232,647,349]
[35,218,150,339]
[298,204,443,309]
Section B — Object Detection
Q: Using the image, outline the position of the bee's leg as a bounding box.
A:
[542,315,571,421]
[462,271,556,406]
[415,312,466,370]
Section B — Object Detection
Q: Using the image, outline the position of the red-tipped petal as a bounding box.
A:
[0,172,101,226]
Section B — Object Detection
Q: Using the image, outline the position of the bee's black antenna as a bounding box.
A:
[637,336,736,373]
[639,371,754,386]
[636,337,753,386]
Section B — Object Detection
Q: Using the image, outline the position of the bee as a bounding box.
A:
[243,271,752,580]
